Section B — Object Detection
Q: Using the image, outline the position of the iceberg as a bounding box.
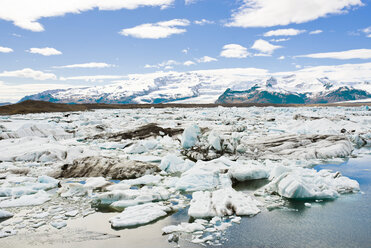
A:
[188,188,261,218]
[182,124,201,149]
[0,190,51,208]
[109,202,171,228]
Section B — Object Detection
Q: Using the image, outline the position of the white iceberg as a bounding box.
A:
[159,154,194,173]
[182,124,201,149]
[0,190,51,208]
[109,202,171,228]
[229,161,270,181]
[264,166,360,199]
[188,188,261,218]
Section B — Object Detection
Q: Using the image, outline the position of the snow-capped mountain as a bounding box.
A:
[20,66,371,104]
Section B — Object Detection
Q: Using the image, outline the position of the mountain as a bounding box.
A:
[19,68,371,104]
[216,85,371,104]
[0,102,11,106]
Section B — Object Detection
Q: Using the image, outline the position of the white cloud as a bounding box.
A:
[54,62,114,69]
[119,19,190,39]
[0,46,13,53]
[0,81,80,102]
[184,60,196,66]
[367,34,371,38]
[296,49,371,60]
[226,0,362,28]
[194,19,214,25]
[185,0,199,5]
[278,56,285,60]
[220,44,250,58]
[362,26,371,34]
[0,68,57,80]
[270,38,290,42]
[251,39,282,54]
[197,56,218,63]
[254,53,272,57]
[182,48,189,54]
[145,60,179,69]
[309,30,323,35]
[263,28,306,37]
[28,47,62,56]
[60,75,125,82]
[0,0,174,32]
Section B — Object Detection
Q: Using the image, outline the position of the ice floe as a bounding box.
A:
[109,202,171,228]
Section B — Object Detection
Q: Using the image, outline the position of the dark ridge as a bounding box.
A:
[0,100,370,115]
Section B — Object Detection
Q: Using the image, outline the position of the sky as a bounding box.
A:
[0,0,371,102]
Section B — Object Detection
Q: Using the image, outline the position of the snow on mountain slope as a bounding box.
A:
[20,64,371,104]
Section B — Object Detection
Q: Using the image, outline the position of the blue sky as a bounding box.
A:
[0,0,371,102]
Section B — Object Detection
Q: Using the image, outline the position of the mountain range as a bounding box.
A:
[20,68,371,104]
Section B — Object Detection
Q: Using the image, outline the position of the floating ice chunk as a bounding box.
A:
[120,175,163,186]
[188,188,261,218]
[0,210,13,219]
[0,136,95,163]
[208,131,222,151]
[304,203,312,207]
[123,143,148,154]
[162,222,206,234]
[191,235,213,244]
[93,186,170,207]
[59,183,88,197]
[109,202,171,228]
[265,166,360,199]
[65,210,78,217]
[83,177,110,189]
[38,175,59,185]
[229,161,270,181]
[0,190,50,208]
[176,157,234,191]
[50,221,67,229]
[182,124,201,149]
[160,154,194,173]
[129,155,162,163]
[0,123,72,140]
[32,212,49,219]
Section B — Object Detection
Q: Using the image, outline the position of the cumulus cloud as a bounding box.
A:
[296,49,371,60]
[194,19,214,25]
[0,0,174,32]
[0,46,13,53]
[197,56,218,63]
[278,56,285,60]
[54,62,114,69]
[226,0,363,28]
[251,39,282,55]
[270,38,290,42]
[0,68,57,80]
[309,30,323,35]
[28,47,62,56]
[362,26,371,34]
[263,28,306,37]
[220,44,250,58]
[361,26,371,38]
[184,60,196,66]
[145,60,179,69]
[60,75,125,82]
[119,19,190,39]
